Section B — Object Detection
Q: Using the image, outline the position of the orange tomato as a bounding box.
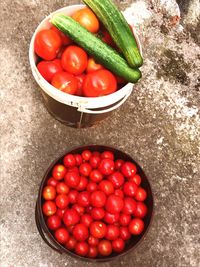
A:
[86,58,104,73]
[72,7,100,33]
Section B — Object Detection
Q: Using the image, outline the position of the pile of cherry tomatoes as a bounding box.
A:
[42,149,148,258]
[34,7,126,97]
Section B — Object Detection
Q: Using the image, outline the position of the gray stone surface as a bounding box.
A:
[0,0,200,267]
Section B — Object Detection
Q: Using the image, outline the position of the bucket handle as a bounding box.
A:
[77,88,133,114]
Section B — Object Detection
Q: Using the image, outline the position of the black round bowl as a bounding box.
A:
[35,145,154,262]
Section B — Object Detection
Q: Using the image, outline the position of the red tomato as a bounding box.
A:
[46,215,61,230]
[112,238,125,253]
[88,235,99,246]
[76,176,88,191]
[42,201,57,216]
[86,58,104,73]
[105,194,124,214]
[108,171,124,188]
[56,208,67,219]
[90,191,107,208]
[79,163,92,176]
[63,209,80,226]
[52,164,67,180]
[135,187,147,201]
[90,221,107,239]
[93,151,101,157]
[72,204,85,215]
[98,28,115,47]
[87,246,98,258]
[77,191,90,207]
[68,190,78,204]
[72,7,99,33]
[65,236,77,250]
[105,225,120,240]
[74,154,82,166]
[134,202,147,218]
[75,241,89,256]
[61,46,88,75]
[55,194,69,209]
[34,29,62,60]
[116,75,126,84]
[101,151,114,160]
[51,25,72,46]
[91,207,105,220]
[99,159,115,176]
[37,59,63,82]
[81,150,92,161]
[81,214,93,227]
[73,223,89,241]
[129,218,144,235]
[121,162,137,178]
[119,213,131,226]
[83,70,117,97]
[120,227,131,240]
[64,171,80,188]
[98,240,112,256]
[123,181,138,197]
[55,228,69,244]
[51,71,78,95]
[114,159,124,170]
[123,197,137,215]
[114,189,124,198]
[63,154,76,167]
[98,180,114,195]
[47,177,58,187]
[68,166,79,173]
[75,74,85,96]
[90,169,103,183]
[89,155,101,169]
[104,212,120,224]
[130,174,142,186]
[56,182,69,195]
[42,185,56,200]
[87,182,98,192]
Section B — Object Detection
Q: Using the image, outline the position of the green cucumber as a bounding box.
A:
[83,0,143,68]
[51,14,141,83]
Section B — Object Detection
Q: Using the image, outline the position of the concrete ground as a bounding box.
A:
[1,0,200,266]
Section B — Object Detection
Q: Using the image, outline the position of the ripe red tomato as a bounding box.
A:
[56,182,69,195]
[99,159,115,176]
[86,58,104,73]
[87,246,98,258]
[129,218,144,235]
[98,240,112,256]
[37,59,63,82]
[90,221,107,239]
[65,236,77,250]
[42,185,56,200]
[74,154,83,166]
[90,169,103,183]
[112,238,125,253]
[123,181,138,197]
[51,71,78,95]
[47,177,58,187]
[52,164,67,180]
[93,151,101,157]
[135,187,147,201]
[87,182,98,192]
[83,70,117,97]
[88,235,99,246]
[99,28,115,47]
[55,194,69,209]
[130,174,141,186]
[134,202,147,218]
[73,223,89,241]
[122,197,137,215]
[104,212,120,224]
[75,74,85,96]
[72,7,99,33]
[63,154,76,167]
[77,191,90,207]
[108,171,124,188]
[64,171,80,188]
[114,189,124,198]
[75,241,89,256]
[82,150,92,161]
[55,228,69,244]
[46,215,61,230]
[34,29,62,60]
[56,208,67,219]
[98,180,114,195]
[79,163,92,176]
[120,227,131,241]
[42,201,57,216]
[121,162,137,178]
[114,159,124,170]
[91,207,105,220]
[76,176,88,191]
[89,155,101,169]
[63,209,80,226]
[105,194,124,214]
[68,166,79,173]
[51,25,72,46]
[119,213,131,226]
[90,191,107,208]
[81,214,93,227]
[68,190,78,204]
[72,204,85,215]
[101,151,114,160]
[61,46,88,75]
[105,225,120,241]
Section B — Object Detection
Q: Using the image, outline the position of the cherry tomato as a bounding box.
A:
[42,185,56,200]
[63,209,80,226]
[87,246,98,258]
[130,174,141,186]
[135,187,147,202]
[90,190,107,208]
[55,194,69,209]
[98,240,112,256]
[77,191,90,207]
[72,7,99,33]
[119,213,131,226]
[99,28,115,47]
[98,180,114,195]
[55,228,69,244]
[75,74,85,96]
[114,159,124,170]
[65,236,77,250]
[73,223,89,241]
[42,201,57,216]
[68,190,78,204]
[67,225,75,234]
[51,25,72,46]
[83,70,117,97]
[101,151,114,160]
[122,197,137,215]
[88,235,99,246]
[81,214,93,227]
[79,163,92,176]
[68,166,79,173]
[51,71,78,95]
[114,189,124,198]
[93,151,101,157]
[61,46,88,75]
[34,29,62,60]
[129,218,144,235]
[112,238,125,253]
[104,212,120,224]
[134,202,147,218]
[121,162,137,178]
[108,171,124,188]
[89,155,101,169]
[91,207,105,220]
[37,59,63,82]
[105,194,124,214]
[56,182,69,195]
[76,176,88,191]
[75,241,89,256]
[86,58,104,73]
[74,154,83,166]
[86,206,93,213]
[64,171,80,188]
[63,154,76,167]
[90,221,107,239]
[52,164,67,180]
[56,208,67,219]
[123,181,138,197]
[81,150,92,161]
[90,169,103,183]
[46,215,61,230]
[99,159,115,176]
[105,225,120,241]
[120,227,131,241]
[72,204,85,215]
[47,177,58,187]
[87,182,98,192]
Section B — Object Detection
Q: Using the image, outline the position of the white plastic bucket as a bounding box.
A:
[29,4,142,127]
